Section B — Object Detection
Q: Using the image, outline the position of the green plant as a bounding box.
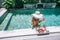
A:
[41,0,56,3]
[57,0,60,3]
[15,0,24,8]
[2,0,15,9]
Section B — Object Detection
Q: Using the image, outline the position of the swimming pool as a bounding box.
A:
[1,8,60,30]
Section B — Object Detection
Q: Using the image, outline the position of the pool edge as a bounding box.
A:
[0,26,60,39]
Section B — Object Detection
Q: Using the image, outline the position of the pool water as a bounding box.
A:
[2,8,60,30]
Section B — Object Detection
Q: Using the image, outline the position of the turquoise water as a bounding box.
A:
[4,8,60,30]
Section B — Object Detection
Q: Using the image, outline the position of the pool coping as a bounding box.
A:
[0,8,7,17]
[0,26,60,39]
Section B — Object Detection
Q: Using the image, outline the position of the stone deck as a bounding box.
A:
[0,26,60,39]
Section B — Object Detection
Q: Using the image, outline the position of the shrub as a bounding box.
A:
[2,0,15,9]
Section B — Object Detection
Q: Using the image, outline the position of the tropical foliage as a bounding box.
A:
[2,0,15,9]
[41,0,56,3]
[56,0,60,7]
[15,0,23,8]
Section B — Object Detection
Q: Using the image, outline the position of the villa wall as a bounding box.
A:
[43,3,56,8]
[24,3,56,9]
[24,4,36,9]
